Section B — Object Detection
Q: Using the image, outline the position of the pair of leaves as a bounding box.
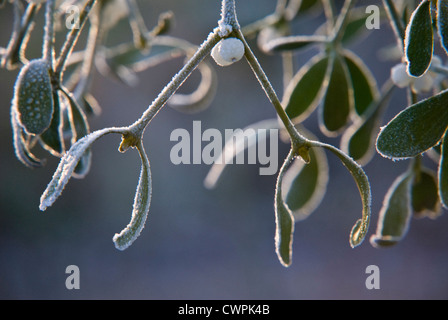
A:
[203,119,330,267]
[39,126,152,251]
[370,162,441,247]
[405,0,448,77]
[283,49,378,137]
[275,141,371,266]
[12,58,92,175]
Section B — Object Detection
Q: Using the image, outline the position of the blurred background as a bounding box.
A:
[1,0,448,299]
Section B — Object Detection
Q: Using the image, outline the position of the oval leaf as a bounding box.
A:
[14,59,54,135]
[283,54,330,122]
[113,142,152,250]
[412,166,441,219]
[343,50,379,116]
[376,89,448,159]
[370,171,414,248]
[405,0,433,77]
[438,0,448,55]
[320,54,353,136]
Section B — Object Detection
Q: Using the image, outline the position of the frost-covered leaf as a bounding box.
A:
[14,59,54,135]
[438,130,448,208]
[39,90,64,157]
[341,81,394,165]
[343,50,379,116]
[376,89,448,159]
[412,166,441,219]
[438,0,448,55]
[113,142,152,250]
[11,105,44,168]
[274,149,296,267]
[320,54,353,136]
[283,142,328,221]
[168,61,217,113]
[370,171,414,247]
[61,89,91,178]
[315,142,371,248]
[405,0,433,77]
[283,54,330,122]
[40,127,125,211]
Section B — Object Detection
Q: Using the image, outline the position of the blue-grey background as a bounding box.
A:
[1,0,447,299]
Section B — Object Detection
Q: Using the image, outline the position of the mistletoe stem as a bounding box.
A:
[125,29,222,145]
[54,0,97,80]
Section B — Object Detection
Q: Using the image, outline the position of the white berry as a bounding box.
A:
[211,38,245,67]
[391,63,412,88]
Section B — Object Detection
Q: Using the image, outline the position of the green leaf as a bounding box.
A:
[437,0,448,55]
[343,50,379,116]
[113,142,152,250]
[412,166,441,219]
[39,90,64,157]
[14,59,54,135]
[319,53,353,136]
[341,81,394,165]
[283,143,328,221]
[274,149,296,267]
[283,54,330,122]
[40,127,126,211]
[370,171,414,248]
[438,130,448,208]
[404,0,433,77]
[376,89,448,159]
[263,35,328,52]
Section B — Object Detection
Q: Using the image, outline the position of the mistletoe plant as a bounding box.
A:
[1,0,447,267]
